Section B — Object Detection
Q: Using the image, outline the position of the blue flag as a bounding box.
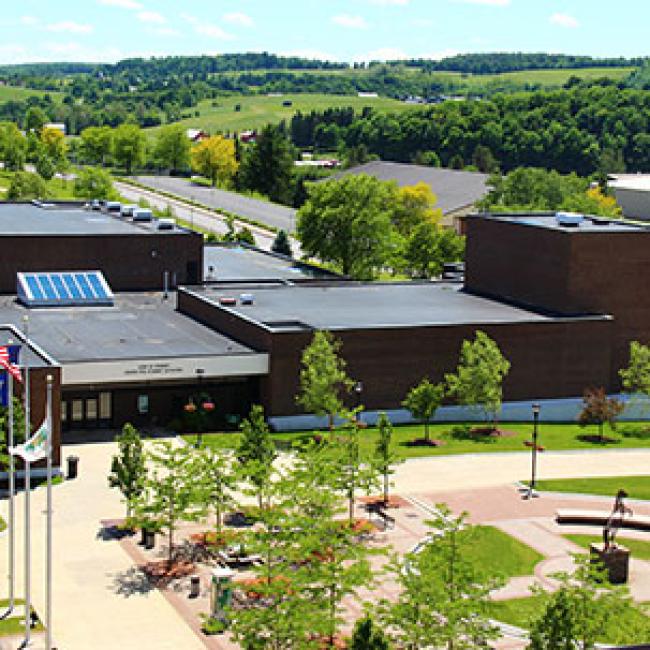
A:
[0,345,21,408]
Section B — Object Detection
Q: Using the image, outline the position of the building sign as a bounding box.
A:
[124,362,184,378]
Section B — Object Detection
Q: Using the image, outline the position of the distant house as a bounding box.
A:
[240,130,257,144]
[295,159,339,169]
[358,92,378,99]
[330,161,489,229]
[44,123,66,135]
[186,129,209,143]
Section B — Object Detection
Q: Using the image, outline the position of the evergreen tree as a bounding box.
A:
[271,230,292,257]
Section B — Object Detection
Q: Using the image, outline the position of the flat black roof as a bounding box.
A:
[0,292,254,363]
[473,212,646,233]
[203,244,339,282]
[183,282,605,331]
[0,202,190,236]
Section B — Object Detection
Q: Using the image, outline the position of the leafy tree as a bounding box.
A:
[35,153,55,181]
[239,124,295,203]
[402,378,445,442]
[113,123,146,174]
[350,616,391,650]
[154,124,190,173]
[296,330,354,430]
[0,122,27,171]
[449,154,464,169]
[620,341,650,397]
[402,221,464,279]
[190,135,237,186]
[237,404,277,509]
[271,229,292,257]
[24,107,47,134]
[528,555,648,650]
[412,150,441,167]
[7,171,49,200]
[377,505,502,650]
[297,175,397,279]
[446,331,510,427]
[0,397,26,472]
[373,412,401,505]
[73,166,115,200]
[392,182,442,236]
[578,387,624,442]
[79,125,114,165]
[471,144,498,173]
[108,423,146,519]
[139,441,201,563]
[40,127,67,169]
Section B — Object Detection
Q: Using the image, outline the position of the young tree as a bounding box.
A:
[0,122,27,171]
[40,127,67,169]
[619,340,650,397]
[373,412,401,505]
[578,387,624,442]
[190,135,238,186]
[24,107,47,135]
[154,124,190,173]
[392,182,442,236]
[193,447,237,534]
[403,222,465,279]
[445,330,510,428]
[296,330,354,430]
[350,616,391,650]
[139,441,201,564]
[271,229,292,257]
[297,175,397,279]
[113,123,146,174]
[239,124,295,203]
[402,378,445,442]
[79,126,114,165]
[73,166,115,200]
[0,397,26,471]
[108,422,146,519]
[377,505,503,650]
[528,555,647,650]
[237,404,277,509]
[35,153,55,181]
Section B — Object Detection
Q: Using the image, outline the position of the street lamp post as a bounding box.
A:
[527,403,541,499]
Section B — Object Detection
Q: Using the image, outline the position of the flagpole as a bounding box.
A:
[22,315,31,648]
[0,368,15,621]
[45,375,53,650]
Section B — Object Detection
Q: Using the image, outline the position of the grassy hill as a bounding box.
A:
[0,84,63,102]
[146,93,418,136]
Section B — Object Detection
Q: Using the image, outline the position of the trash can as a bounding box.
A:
[189,575,201,598]
[144,530,155,550]
[66,455,79,480]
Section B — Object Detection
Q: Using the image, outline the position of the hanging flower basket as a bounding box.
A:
[184,402,197,413]
[202,401,215,412]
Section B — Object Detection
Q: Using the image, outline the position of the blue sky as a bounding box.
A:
[0,0,647,65]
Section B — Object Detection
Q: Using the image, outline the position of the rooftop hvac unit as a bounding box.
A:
[132,208,153,222]
[157,218,175,231]
[240,293,254,305]
[556,212,583,228]
[105,201,121,213]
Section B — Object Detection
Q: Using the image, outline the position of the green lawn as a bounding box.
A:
[486,595,650,643]
[146,93,418,136]
[187,421,650,460]
[564,534,650,560]
[0,85,63,102]
[533,476,650,501]
[0,171,77,200]
[465,526,543,578]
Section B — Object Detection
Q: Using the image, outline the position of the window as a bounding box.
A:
[86,398,98,420]
[137,394,149,415]
[99,392,111,420]
[72,400,83,422]
[61,401,67,423]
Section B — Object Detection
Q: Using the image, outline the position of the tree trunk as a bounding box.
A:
[383,471,389,506]
[424,419,430,442]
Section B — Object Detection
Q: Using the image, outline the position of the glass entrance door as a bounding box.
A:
[61,391,112,430]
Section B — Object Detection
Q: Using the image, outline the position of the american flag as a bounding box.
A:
[0,346,22,383]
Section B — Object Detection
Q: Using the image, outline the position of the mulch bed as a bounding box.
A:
[358,495,409,509]
[140,559,196,587]
[469,426,517,438]
[405,438,445,447]
[577,434,619,444]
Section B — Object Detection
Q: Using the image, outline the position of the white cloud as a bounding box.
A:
[137,10,166,24]
[332,14,368,29]
[223,12,254,27]
[369,0,409,4]
[98,0,142,9]
[21,16,38,26]
[455,0,510,5]
[181,14,234,40]
[355,47,407,62]
[46,21,94,34]
[550,12,579,28]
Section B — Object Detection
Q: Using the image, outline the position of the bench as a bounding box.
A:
[555,509,650,531]
[365,502,396,530]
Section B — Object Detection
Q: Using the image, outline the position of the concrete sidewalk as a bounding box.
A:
[0,441,206,650]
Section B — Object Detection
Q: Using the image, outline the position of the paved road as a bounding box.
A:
[132,176,297,234]
[114,181,277,251]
